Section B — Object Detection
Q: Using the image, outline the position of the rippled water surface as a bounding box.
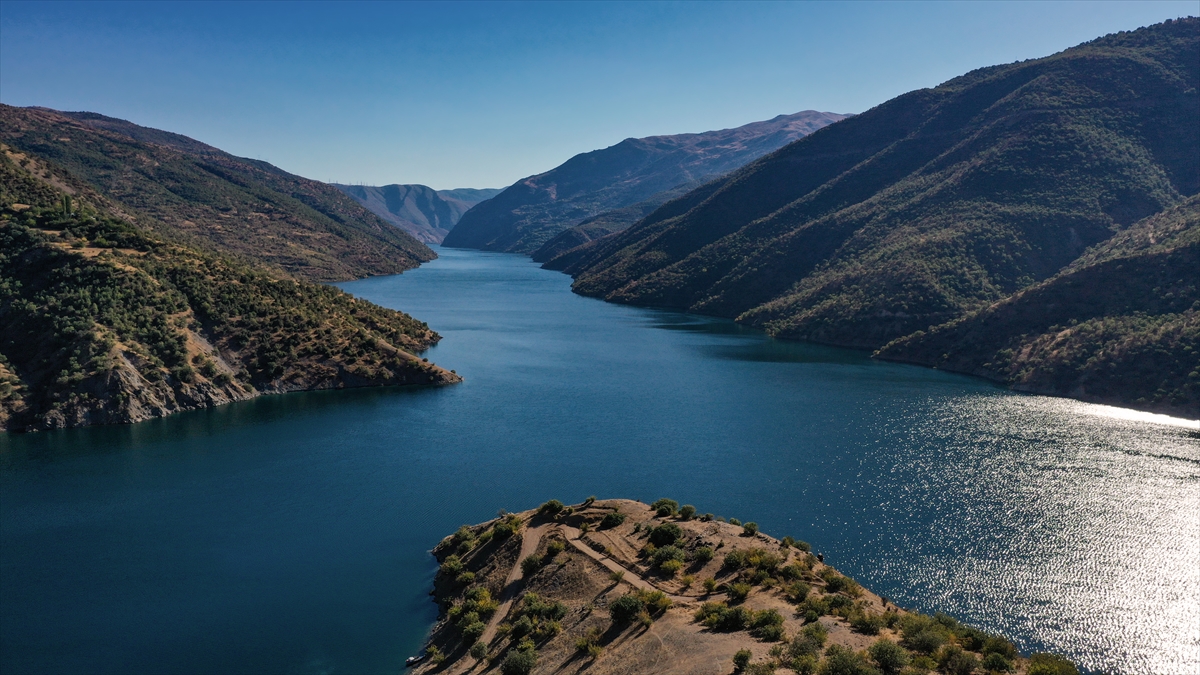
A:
[2,247,1197,674]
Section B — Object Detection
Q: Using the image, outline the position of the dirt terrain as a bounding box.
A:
[411,499,1072,675]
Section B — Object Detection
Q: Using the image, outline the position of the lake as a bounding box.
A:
[1,246,1197,675]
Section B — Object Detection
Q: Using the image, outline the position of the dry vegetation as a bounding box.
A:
[414,499,1076,675]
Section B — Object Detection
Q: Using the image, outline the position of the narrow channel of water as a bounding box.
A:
[2,247,1196,674]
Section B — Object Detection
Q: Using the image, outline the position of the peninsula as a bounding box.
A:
[412,499,1077,675]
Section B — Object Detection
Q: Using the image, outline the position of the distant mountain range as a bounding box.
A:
[442,110,848,254]
[0,106,459,431]
[333,184,502,244]
[562,18,1199,417]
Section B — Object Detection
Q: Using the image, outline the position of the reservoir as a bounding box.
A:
[1,247,1197,675]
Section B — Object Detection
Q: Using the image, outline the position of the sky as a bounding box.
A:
[0,1,1195,189]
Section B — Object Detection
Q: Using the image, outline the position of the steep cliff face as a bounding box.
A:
[443,110,847,254]
[0,144,459,432]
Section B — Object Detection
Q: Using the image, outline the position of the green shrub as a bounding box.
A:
[600,512,627,528]
[982,652,1015,673]
[818,644,877,675]
[500,644,537,675]
[787,621,827,660]
[747,663,777,675]
[521,554,543,576]
[660,558,684,575]
[850,610,887,635]
[648,522,684,547]
[726,582,752,602]
[981,637,1018,661]
[546,539,565,557]
[868,639,910,675]
[609,594,645,624]
[749,609,785,641]
[538,499,564,517]
[455,571,475,585]
[679,504,697,520]
[439,555,464,577]
[743,522,759,536]
[937,645,979,675]
[899,614,949,654]
[785,581,811,603]
[461,620,485,644]
[733,649,752,671]
[729,518,742,526]
[651,498,678,517]
[652,545,685,568]
[694,546,715,563]
[702,577,718,592]
[469,640,487,659]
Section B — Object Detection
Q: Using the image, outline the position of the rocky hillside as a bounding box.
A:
[563,19,1198,417]
[0,105,435,282]
[333,183,502,244]
[412,498,1075,675]
[442,111,847,254]
[0,144,459,432]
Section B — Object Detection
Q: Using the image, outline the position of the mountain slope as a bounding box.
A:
[0,145,459,431]
[877,197,1199,417]
[0,105,435,282]
[567,19,1196,363]
[333,183,501,244]
[442,110,848,254]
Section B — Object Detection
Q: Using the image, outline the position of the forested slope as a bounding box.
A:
[566,18,1198,416]
[0,145,458,432]
[0,105,435,282]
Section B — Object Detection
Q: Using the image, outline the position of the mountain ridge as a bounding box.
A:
[333,183,501,244]
[443,110,848,254]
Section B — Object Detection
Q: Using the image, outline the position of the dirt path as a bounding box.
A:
[453,522,551,673]
[561,526,690,604]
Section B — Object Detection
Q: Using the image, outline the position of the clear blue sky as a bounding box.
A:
[0,1,1194,189]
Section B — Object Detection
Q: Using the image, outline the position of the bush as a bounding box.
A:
[546,539,565,557]
[609,594,645,624]
[439,555,464,577]
[726,582,752,602]
[749,609,785,641]
[703,577,718,592]
[787,622,827,660]
[538,499,564,517]
[600,511,627,528]
[850,611,887,635]
[747,664,776,675]
[733,649,752,671]
[461,620,485,644]
[899,614,949,654]
[660,558,684,575]
[982,652,1014,673]
[743,522,759,536]
[469,640,487,659]
[868,639,910,675]
[729,518,741,526]
[651,498,678,517]
[785,581,811,603]
[648,522,684,547]
[500,645,537,675]
[1027,653,1079,675]
[652,545,685,568]
[679,504,697,520]
[493,514,521,539]
[521,554,543,576]
[694,546,715,563]
[818,644,878,675]
[981,637,1018,661]
[456,571,475,585]
[937,645,979,675]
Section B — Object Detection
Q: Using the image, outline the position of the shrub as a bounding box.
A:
[818,644,877,675]
[680,574,695,588]
[538,499,564,517]
[850,610,887,635]
[723,549,748,570]
[493,514,521,539]
[1027,654,1079,675]
[729,518,741,526]
[609,570,624,582]
[726,582,752,602]
[743,522,759,536]
[981,637,1018,661]
[982,652,1015,673]
[651,498,678,517]
[868,639,910,675]
[600,512,627,528]
[660,558,684,575]
[461,620,485,644]
[583,496,596,507]
[609,594,645,624]
[937,645,979,675]
[469,640,487,660]
[456,571,476,585]
[648,522,684,547]
[733,649,752,671]
[702,577,718,593]
[500,644,537,675]
[652,545,685,568]
[749,609,785,641]
[679,504,697,520]
[781,536,795,547]
[785,581,811,603]
[747,664,777,675]
[546,539,566,557]
[694,546,715,563]
[899,614,949,654]
[787,621,827,660]
[521,554,543,576]
[440,555,464,577]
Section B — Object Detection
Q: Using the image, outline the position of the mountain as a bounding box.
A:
[0,105,435,282]
[442,110,848,254]
[564,19,1198,416]
[333,183,502,244]
[878,197,1199,415]
[0,121,460,432]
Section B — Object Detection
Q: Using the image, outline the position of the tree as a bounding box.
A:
[867,639,910,675]
[609,594,645,624]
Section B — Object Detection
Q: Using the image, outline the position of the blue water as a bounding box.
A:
[2,247,1197,675]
